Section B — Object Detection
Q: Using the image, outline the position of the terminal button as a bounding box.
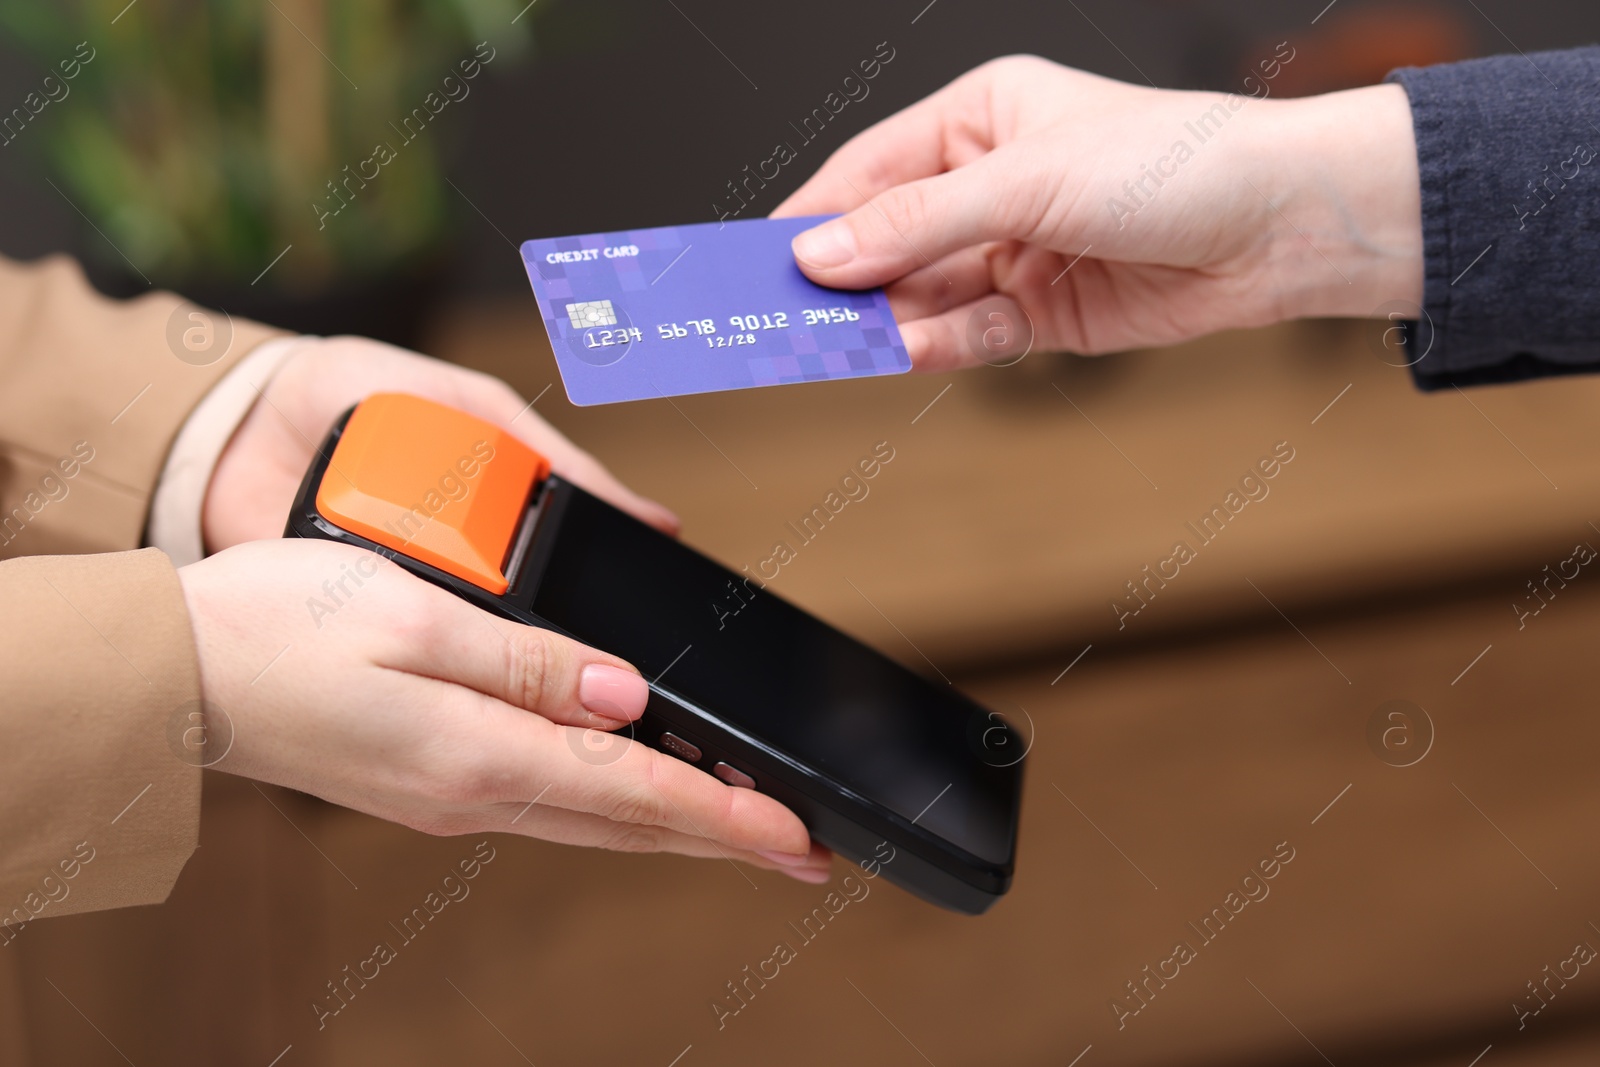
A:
[659,732,702,763]
[712,762,755,789]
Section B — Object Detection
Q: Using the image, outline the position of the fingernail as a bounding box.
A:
[648,500,681,533]
[580,664,648,721]
[782,866,831,884]
[757,848,812,868]
[792,222,856,269]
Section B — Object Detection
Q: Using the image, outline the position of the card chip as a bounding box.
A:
[566,300,617,329]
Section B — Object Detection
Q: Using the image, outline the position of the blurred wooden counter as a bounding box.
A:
[425,300,1600,672]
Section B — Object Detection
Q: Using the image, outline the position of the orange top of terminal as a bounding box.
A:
[315,393,550,594]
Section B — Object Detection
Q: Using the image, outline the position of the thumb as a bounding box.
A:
[789,148,1037,290]
[387,581,652,731]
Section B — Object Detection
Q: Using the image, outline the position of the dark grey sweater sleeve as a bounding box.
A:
[1385,47,1600,390]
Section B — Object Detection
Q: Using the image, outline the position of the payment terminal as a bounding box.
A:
[285,393,1023,913]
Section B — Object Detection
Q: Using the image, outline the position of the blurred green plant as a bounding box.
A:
[0,0,530,290]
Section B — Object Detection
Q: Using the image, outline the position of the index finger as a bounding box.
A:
[565,732,815,857]
[475,710,815,858]
[772,66,998,218]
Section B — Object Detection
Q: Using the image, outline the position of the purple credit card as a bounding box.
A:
[519,216,910,406]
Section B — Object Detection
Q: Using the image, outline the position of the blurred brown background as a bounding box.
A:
[7,0,1600,1065]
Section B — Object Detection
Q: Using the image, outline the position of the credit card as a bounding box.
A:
[519,216,910,406]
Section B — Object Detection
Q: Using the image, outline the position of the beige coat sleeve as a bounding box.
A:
[0,253,285,926]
